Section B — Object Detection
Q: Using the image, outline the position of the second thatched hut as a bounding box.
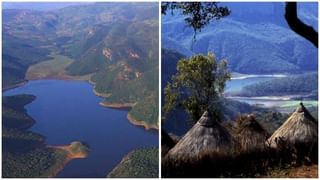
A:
[235,114,269,153]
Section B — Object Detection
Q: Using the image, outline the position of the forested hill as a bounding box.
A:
[2,95,68,177]
[162,2,318,74]
[3,3,159,128]
[232,73,318,98]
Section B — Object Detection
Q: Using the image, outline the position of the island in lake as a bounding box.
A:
[2,2,158,178]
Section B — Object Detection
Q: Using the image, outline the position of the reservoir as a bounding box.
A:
[225,74,317,112]
[3,79,158,178]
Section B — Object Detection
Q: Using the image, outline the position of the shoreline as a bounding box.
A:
[100,101,135,109]
[88,78,112,98]
[6,72,158,131]
[227,95,318,101]
[2,81,28,92]
[127,113,158,130]
[47,145,88,178]
[26,71,92,82]
[87,80,159,130]
[230,73,288,80]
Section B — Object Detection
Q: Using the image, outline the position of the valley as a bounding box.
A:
[2,2,159,178]
[161,2,318,177]
[3,2,159,129]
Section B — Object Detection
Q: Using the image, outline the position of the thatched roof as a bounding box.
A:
[236,114,269,152]
[167,111,234,160]
[267,103,318,149]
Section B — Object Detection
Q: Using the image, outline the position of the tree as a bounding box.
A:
[285,2,318,48]
[161,2,230,34]
[163,53,230,123]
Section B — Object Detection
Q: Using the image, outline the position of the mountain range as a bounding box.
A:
[162,2,318,74]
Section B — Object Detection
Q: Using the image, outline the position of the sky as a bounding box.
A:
[2,2,93,11]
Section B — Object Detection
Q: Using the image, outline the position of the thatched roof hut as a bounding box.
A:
[167,111,234,160]
[236,114,269,152]
[267,103,318,149]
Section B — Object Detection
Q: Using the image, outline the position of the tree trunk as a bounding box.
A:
[285,2,318,48]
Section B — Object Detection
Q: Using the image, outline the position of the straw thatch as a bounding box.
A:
[267,103,318,149]
[167,111,234,160]
[236,114,269,152]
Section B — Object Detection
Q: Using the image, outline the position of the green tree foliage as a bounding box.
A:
[107,147,158,178]
[3,148,68,178]
[163,53,230,123]
[161,2,230,33]
[2,94,68,177]
[2,95,36,130]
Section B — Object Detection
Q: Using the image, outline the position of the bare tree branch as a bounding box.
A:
[285,2,318,48]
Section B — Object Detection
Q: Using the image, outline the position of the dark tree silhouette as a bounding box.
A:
[285,2,318,48]
[161,2,230,33]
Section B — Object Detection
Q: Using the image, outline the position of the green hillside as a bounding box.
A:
[2,95,68,178]
[235,73,318,97]
[107,147,158,178]
[2,94,36,129]
[3,3,159,128]
[2,35,52,88]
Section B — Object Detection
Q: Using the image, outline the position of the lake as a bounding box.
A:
[225,74,318,112]
[3,80,158,178]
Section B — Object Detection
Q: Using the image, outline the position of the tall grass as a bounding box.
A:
[162,135,318,177]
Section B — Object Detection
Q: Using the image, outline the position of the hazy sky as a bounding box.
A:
[2,2,93,11]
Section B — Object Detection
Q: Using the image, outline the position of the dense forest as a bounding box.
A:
[2,95,68,177]
[233,73,317,98]
[107,147,158,178]
[162,3,317,74]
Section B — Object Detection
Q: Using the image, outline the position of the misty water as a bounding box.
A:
[225,74,317,111]
[3,79,158,178]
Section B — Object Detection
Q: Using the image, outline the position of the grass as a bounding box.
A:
[264,165,318,178]
[26,54,74,80]
[162,146,318,178]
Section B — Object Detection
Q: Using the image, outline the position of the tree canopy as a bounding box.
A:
[161,2,230,33]
[163,53,230,123]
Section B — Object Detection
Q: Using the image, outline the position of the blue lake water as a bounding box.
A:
[3,80,158,178]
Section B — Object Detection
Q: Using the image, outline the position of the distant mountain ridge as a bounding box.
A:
[162,2,318,74]
[2,2,92,11]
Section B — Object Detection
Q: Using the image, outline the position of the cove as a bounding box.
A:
[3,79,158,178]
